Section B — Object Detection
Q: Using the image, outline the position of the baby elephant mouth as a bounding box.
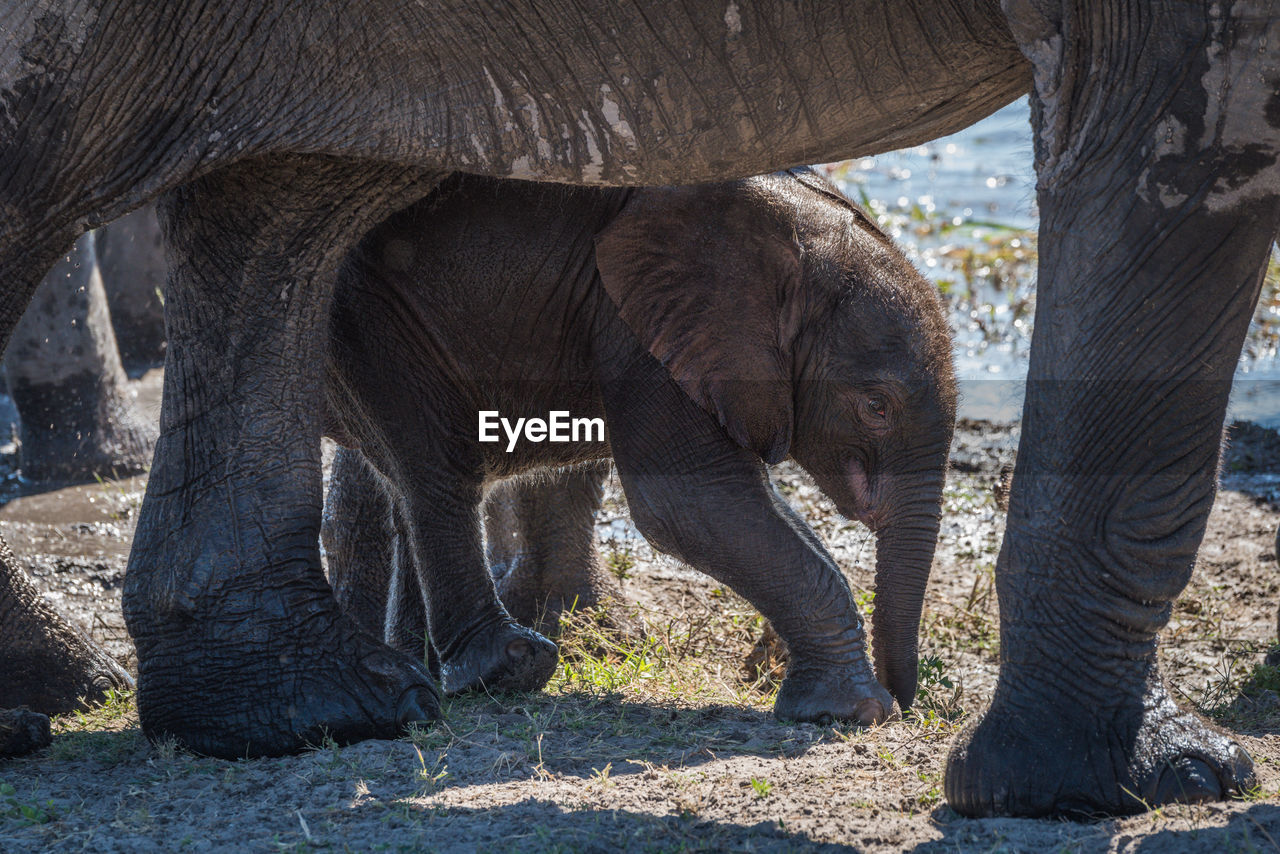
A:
[841,461,884,531]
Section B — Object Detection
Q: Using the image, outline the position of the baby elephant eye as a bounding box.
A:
[866,393,888,419]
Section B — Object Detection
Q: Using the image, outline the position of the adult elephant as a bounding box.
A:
[1,0,1275,819]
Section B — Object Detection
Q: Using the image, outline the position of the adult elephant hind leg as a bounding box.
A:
[123,156,442,759]
[946,2,1280,817]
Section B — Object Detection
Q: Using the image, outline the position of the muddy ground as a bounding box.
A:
[1,374,1279,851]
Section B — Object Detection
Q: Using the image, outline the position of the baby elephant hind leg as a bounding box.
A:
[485,462,619,636]
[323,447,435,673]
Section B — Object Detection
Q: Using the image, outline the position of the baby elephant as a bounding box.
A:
[323,169,956,725]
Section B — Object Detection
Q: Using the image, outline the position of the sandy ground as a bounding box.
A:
[0,374,1278,851]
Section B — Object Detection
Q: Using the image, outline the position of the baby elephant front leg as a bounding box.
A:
[604,365,892,725]
[626,469,891,724]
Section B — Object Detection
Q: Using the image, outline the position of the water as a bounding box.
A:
[826,97,1280,428]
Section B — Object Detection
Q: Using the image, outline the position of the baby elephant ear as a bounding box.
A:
[594,184,802,464]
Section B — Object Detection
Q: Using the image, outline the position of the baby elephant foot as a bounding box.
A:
[133,611,440,759]
[0,708,52,757]
[945,681,1254,817]
[773,657,894,726]
[439,620,559,696]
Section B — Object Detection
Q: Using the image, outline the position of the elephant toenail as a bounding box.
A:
[855,697,887,726]
[395,686,442,730]
[506,638,533,660]
[1155,757,1221,805]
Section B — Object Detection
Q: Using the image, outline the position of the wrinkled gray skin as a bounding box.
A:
[321,171,954,717]
[1,0,1276,818]
[0,213,158,752]
[0,532,132,757]
[4,229,156,482]
[324,451,612,652]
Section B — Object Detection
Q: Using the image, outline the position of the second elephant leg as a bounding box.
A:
[364,442,560,696]
[0,530,133,758]
[97,205,168,371]
[5,231,156,483]
[945,1,1280,817]
[323,446,433,670]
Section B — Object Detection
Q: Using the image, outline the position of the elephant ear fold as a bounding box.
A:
[594,184,802,464]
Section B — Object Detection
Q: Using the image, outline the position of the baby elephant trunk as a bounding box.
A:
[870,508,943,711]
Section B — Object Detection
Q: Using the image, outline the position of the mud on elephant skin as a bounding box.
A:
[321,169,956,722]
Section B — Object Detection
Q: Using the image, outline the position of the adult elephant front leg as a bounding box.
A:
[947,1,1280,817]
[123,156,442,759]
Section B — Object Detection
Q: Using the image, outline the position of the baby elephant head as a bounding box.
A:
[594,170,956,709]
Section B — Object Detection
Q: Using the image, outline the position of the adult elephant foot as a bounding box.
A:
[437,617,559,696]
[124,156,443,758]
[131,605,440,758]
[946,679,1253,816]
